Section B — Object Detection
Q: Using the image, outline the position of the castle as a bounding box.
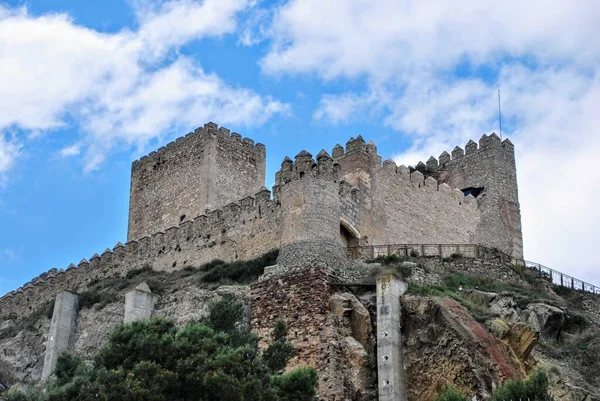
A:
[0,122,524,399]
[0,121,522,317]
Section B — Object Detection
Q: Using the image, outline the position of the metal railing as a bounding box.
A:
[347,244,600,295]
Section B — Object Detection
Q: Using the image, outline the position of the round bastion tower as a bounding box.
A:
[274,149,348,270]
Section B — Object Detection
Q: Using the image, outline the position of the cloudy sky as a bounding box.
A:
[0,0,598,294]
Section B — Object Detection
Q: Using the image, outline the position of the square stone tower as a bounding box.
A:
[127,122,266,241]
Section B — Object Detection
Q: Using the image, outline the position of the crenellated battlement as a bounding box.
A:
[128,122,267,241]
[0,187,280,316]
[331,136,382,162]
[369,156,479,207]
[1,124,523,322]
[409,133,514,172]
[132,122,265,168]
[275,149,340,187]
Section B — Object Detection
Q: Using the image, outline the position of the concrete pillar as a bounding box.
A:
[376,274,408,401]
[124,283,157,323]
[42,291,79,381]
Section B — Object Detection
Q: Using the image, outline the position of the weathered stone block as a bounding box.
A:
[42,291,79,381]
[124,283,157,323]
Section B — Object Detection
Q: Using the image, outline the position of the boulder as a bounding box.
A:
[0,320,16,335]
[504,323,538,359]
[550,374,594,401]
[489,295,520,323]
[522,303,566,338]
[344,336,370,400]
[329,292,373,350]
[488,318,510,339]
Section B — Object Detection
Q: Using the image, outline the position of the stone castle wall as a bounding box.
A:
[333,137,482,247]
[250,267,352,400]
[275,150,353,269]
[128,122,266,241]
[415,134,522,258]
[1,125,523,324]
[0,189,280,319]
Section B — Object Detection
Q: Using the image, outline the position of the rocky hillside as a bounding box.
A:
[346,255,600,400]
[1,252,598,400]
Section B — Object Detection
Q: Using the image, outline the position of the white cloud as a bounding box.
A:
[257,0,600,285]
[262,0,600,80]
[0,0,287,173]
[59,144,81,157]
[0,133,21,186]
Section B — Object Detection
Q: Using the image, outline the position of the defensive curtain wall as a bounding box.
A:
[1,122,507,328]
[333,133,521,259]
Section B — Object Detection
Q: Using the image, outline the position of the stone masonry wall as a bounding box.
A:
[415,134,523,258]
[128,122,266,241]
[275,150,353,269]
[0,190,280,320]
[250,267,352,400]
[333,137,481,247]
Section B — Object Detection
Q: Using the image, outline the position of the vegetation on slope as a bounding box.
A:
[78,250,278,311]
[435,370,553,401]
[1,294,317,401]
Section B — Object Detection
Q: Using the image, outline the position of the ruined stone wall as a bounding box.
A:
[128,122,266,241]
[333,137,481,247]
[0,190,280,320]
[250,268,352,400]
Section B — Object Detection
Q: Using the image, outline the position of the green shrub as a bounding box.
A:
[201,250,279,284]
[563,313,588,332]
[410,249,419,257]
[552,285,576,297]
[434,386,469,401]
[263,319,295,372]
[26,290,316,401]
[20,300,55,332]
[145,278,167,294]
[125,264,153,279]
[78,289,115,311]
[272,368,318,401]
[433,371,553,401]
[206,294,245,333]
[490,370,553,401]
[450,253,463,259]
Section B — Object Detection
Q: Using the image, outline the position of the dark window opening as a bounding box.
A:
[180,215,186,222]
[461,187,484,198]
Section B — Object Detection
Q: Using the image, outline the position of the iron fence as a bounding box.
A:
[347,244,600,295]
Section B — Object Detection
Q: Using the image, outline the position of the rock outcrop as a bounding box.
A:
[402,296,525,401]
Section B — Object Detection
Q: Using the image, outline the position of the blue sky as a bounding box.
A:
[1,0,599,294]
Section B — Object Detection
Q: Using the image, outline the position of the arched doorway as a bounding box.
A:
[340,218,360,248]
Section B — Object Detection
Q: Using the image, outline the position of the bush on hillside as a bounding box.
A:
[434,386,469,401]
[201,249,279,284]
[1,294,316,401]
[490,370,553,401]
[433,370,553,401]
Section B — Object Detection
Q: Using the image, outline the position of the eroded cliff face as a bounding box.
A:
[402,297,525,400]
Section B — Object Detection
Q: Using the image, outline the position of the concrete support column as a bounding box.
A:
[42,291,79,381]
[124,283,157,323]
[376,274,408,401]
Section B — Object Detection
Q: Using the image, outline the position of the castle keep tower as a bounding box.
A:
[127,122,266,241]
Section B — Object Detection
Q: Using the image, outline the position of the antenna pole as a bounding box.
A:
[498,88,502,140]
